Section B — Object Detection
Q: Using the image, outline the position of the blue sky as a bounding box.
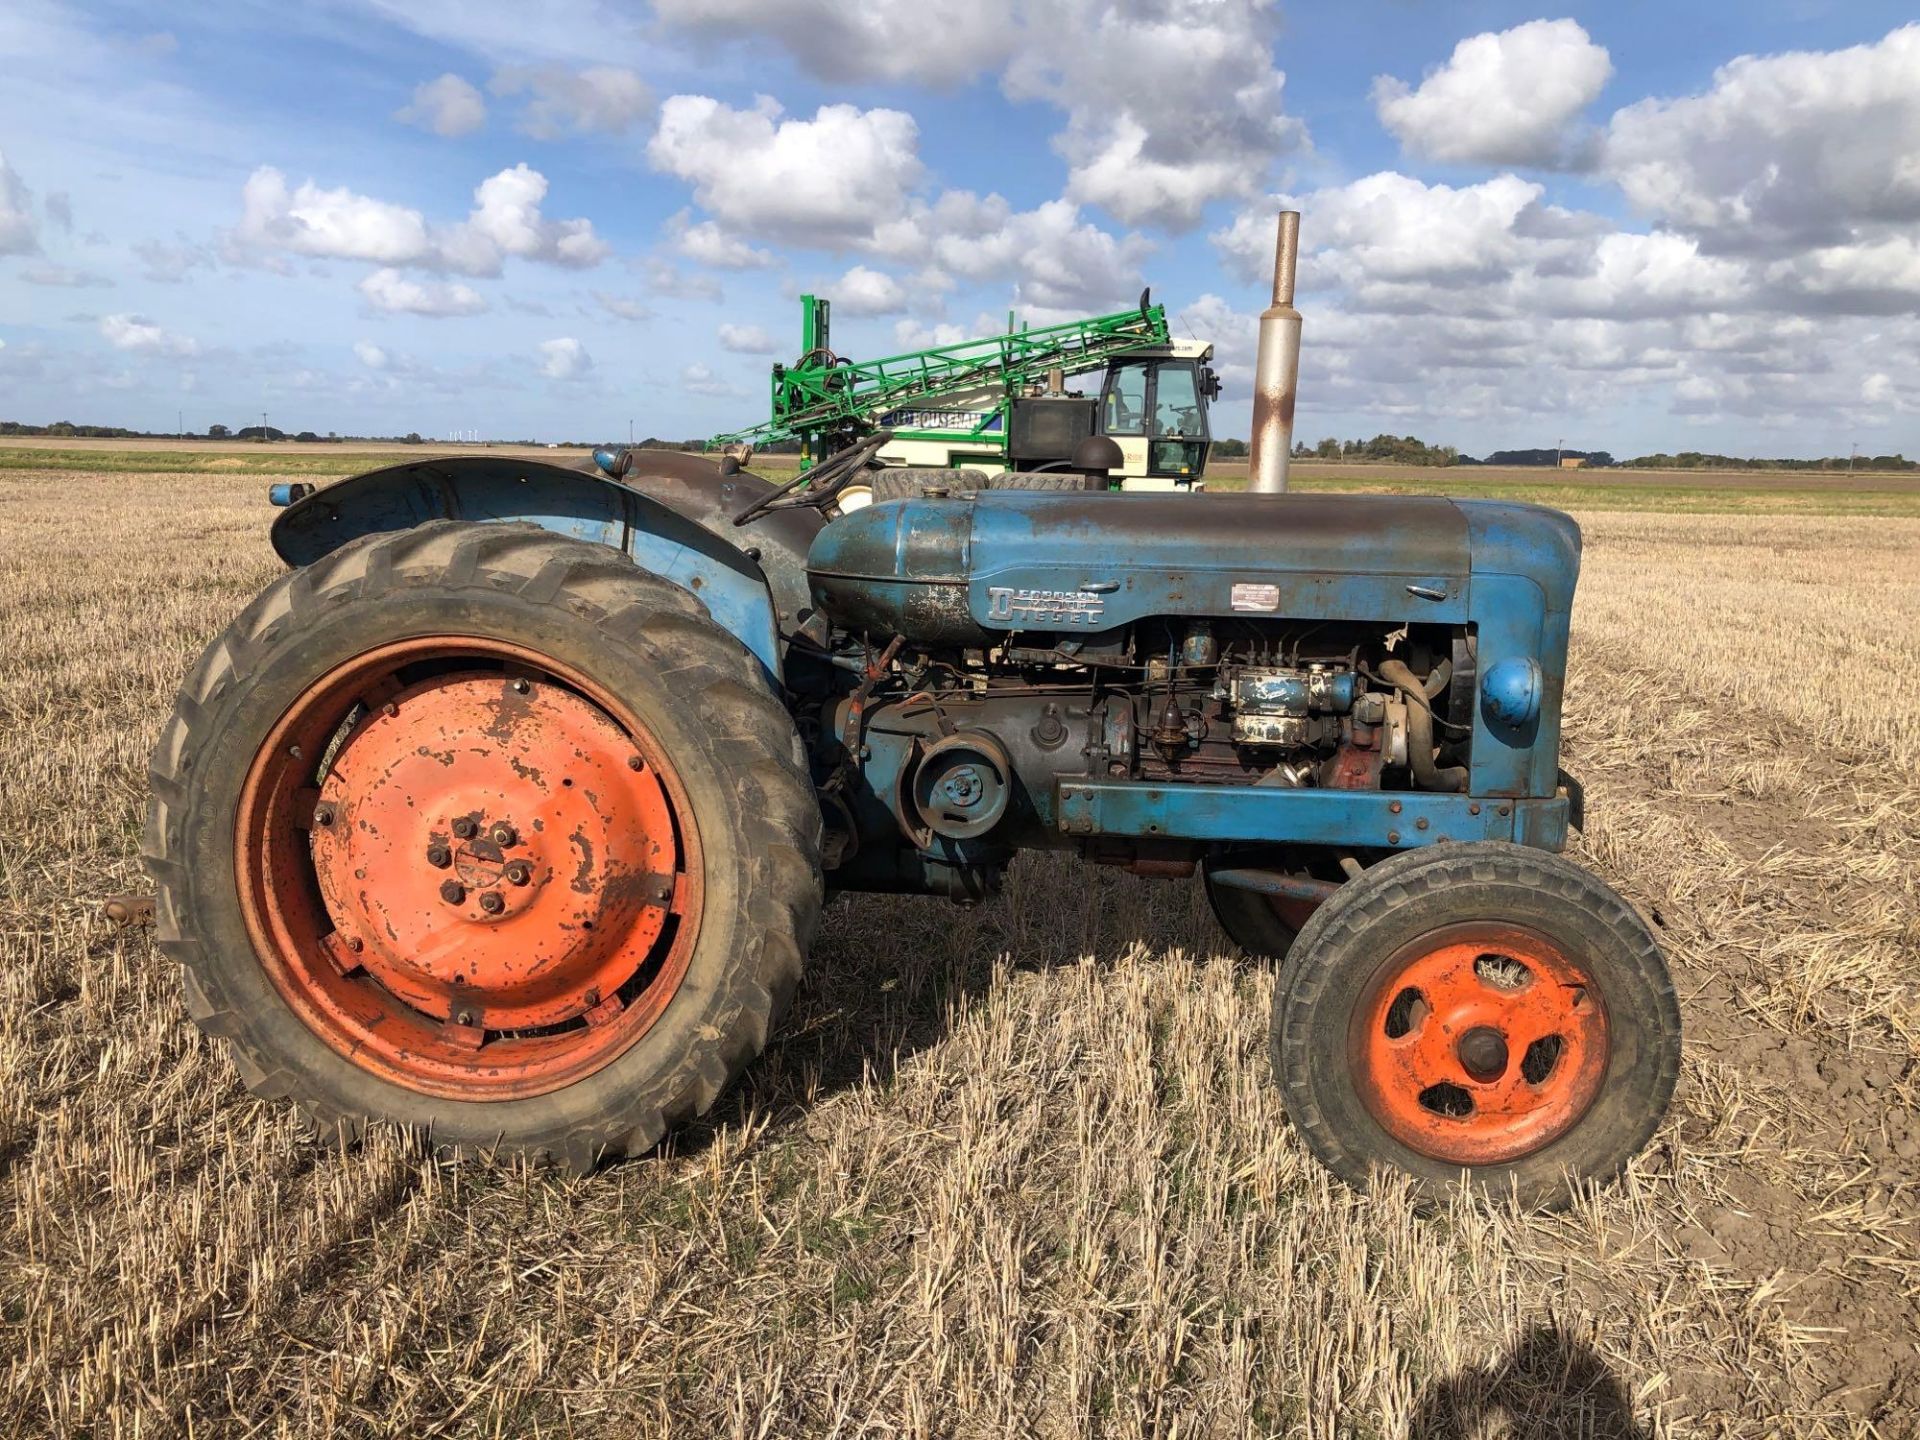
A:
[1,1,1915,456]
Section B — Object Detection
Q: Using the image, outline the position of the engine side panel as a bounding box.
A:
[966,491,1473,629]
[807,492,1478,637]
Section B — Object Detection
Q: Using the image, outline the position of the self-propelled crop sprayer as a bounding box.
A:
[708,289,1220,490]
[148,212,1677,1207]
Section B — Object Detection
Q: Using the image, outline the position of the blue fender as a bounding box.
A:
[269,456,785,685]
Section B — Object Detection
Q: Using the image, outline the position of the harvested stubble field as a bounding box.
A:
[1,459,1917,1438]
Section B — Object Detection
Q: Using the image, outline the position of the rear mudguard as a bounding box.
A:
[270,454,820,686]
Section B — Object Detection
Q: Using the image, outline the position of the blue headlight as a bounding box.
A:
[1480,656,1542,728]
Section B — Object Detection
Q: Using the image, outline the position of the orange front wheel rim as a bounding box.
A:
[234,637,703,1101]
[1348,922,1610,1165]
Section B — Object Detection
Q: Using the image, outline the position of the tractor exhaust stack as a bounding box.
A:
[1247,210,1302,494]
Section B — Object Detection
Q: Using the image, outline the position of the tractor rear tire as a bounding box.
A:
[145,521,822,1172]
[1271,843,1678,1209]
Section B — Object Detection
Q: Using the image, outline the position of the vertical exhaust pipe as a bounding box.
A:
[1247,210,1301,494]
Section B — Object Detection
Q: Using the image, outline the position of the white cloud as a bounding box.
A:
[353,340,390,369]
[1602,23,1920,251]
[667,212,775,270]
[395,74,488,137]
[492,65,651,138]
[357,268,487,316]
[682,361,741,398]
[460,163,608,268]
[1200,165,1911,439]
[135,238,215,283]
[537,336,591,380]
[653,0,1304,230]
[830,265,908,316]
[1004,0,1306,229]
[23,264,112,287]
[595,292,653,321]
[1217,172,1749,322]
[640,257,724,300]
[100,313,198,355]
[1767,235,1920,313]
[1373,20,1612,168]
[652,0,1013,85]
[237,167,431,266]
[1173,292,1258,393]
[234,163,605,276]
[1862,372,1895,405]
[648,96,923,247]
[1217,173,1546,287]
[639,85,1157,309]
[0,149,42,255]
[1551,231,1746,317]
[903,193,1151,311]
[893,318,969,349]
[718,322,777,353]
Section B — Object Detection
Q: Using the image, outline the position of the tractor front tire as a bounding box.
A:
[1272,843,1679,1209]
[145,521,822,1172]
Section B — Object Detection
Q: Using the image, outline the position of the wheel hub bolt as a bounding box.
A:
[313,804,336,827]
[439,879,466,905]
[479,891,506,915]
[505,860,533,886]
[426,844,452,868]
[451,817,477,840]
[489,821,517,847]
[1457,1026,1509,1082]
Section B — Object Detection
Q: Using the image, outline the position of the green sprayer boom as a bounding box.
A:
[710,294,1172,463]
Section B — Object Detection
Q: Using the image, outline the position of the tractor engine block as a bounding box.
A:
[810,619,1466,899]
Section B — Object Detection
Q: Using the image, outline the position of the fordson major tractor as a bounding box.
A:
[146,215,1678,1208]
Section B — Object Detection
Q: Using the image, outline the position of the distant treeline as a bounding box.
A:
[1288,435,1917,472]
[3,420,158,439]
[1290,435,1463,465]
[1479,448,1615,468]
[1615,450,1915,472]
[6,418,1912,472]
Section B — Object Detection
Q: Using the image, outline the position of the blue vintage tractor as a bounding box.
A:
[154,194,1679,1211]
[145,430,1678,1208]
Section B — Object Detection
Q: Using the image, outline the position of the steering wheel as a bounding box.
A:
[732,431,893,527]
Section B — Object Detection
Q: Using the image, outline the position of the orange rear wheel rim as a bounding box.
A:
[235,637,703,1101]
[1348,922,1609,1165]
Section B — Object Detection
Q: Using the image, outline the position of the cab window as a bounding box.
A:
[1102,363,1149,436]
[1153,364,1202,437]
